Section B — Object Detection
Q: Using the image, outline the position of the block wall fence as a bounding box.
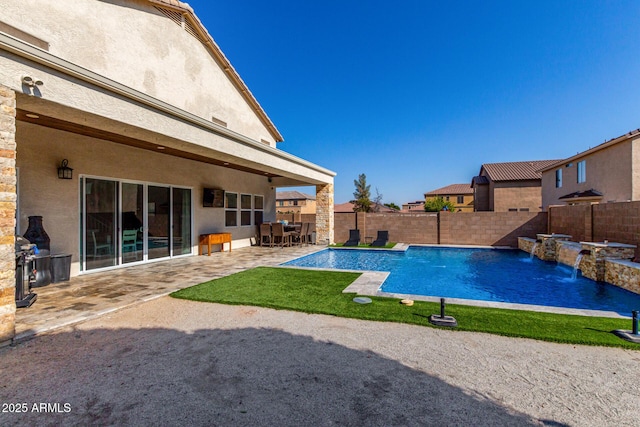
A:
[549,201,640,247]
[332,211,546,247]
[279,201,640,248]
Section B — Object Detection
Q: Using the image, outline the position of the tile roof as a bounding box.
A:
[558,189,603,200]
[425,183,473,196]
[471,175,489,185]
[480,160,561,182]
[276,191,315,201]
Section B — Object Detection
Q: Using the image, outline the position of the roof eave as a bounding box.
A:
[539,131,640,173]
[149,0,284,142]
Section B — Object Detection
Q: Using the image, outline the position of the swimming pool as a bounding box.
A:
[282,247,640,315]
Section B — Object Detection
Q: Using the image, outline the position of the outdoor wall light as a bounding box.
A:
[57,159,73,180]
[21,76,43,87]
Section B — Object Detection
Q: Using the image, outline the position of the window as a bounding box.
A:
[240,194,252,226]
[225,192,238,227]
[278,201,284,207]
[254,195,264,225]
[445,196,450,201]
[577,160,586,183]
[519,208,529,212]
[456,195,464,204]
[293,200,298,206]
[508,208,517,212]
[555,169,562,188]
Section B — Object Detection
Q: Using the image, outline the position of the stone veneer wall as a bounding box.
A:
[605,260,640,294]
[315,183,334,245]
[0,85,16,344]
[520,238,640,295]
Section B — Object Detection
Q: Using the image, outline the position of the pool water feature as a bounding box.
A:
[283,247,640,315]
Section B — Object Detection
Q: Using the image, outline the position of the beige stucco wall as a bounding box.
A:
[492,180,542,212]
[16,121,276,276]
[541,139,637,209]
[0,0,277,146]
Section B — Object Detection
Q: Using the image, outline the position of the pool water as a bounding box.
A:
[282,247,640,315]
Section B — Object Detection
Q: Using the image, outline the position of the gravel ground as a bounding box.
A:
[0,297,639,426]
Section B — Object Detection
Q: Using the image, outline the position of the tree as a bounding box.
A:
[384,202,400,210]
[424,196,456,212]
[372,188,383,212]
[351,173,371,212]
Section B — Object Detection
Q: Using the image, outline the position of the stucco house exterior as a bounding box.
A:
[471,160,559,212]
[539,129,640,210]
[401,200,425,212]
[0,0,335,342]
[276,191,317,215]
[424,184,474,212]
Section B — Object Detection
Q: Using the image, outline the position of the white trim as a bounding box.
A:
[79,174,194,274]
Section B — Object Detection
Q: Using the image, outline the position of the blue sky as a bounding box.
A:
[186,0,640,205]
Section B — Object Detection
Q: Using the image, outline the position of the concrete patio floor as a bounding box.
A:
[14,244,323,341]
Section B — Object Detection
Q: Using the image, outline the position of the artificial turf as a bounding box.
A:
[170,266,639,349]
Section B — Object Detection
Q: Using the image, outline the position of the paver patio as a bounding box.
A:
[14,245,323,341]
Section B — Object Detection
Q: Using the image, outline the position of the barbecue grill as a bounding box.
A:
[15,236,37,308]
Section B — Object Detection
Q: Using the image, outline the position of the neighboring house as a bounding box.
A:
[424,184,474,212]
[402,200,425,212]
[539,129,640,210]
[276,191,316,214]
[471,160,560,212]
[334,202,398,213]
[0,1,335,341]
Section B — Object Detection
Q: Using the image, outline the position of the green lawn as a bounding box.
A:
[170,267,639,349]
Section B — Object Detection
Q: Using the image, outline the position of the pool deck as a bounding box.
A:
[13,243,630,345]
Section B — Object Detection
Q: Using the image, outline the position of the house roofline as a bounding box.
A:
[0,32,335,178]
[149,0,284,142]
[539,129,640,173]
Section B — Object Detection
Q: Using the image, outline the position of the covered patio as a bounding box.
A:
[15,244,323,342]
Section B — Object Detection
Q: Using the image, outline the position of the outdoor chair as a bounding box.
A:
[271,222,292,248]
[371,230,389,247]
[292,222,309,245]
[306,222,316,244]
[344,229,360,246]
[90,230,112,258]
[122,229,139,259]
[259,223,273,247]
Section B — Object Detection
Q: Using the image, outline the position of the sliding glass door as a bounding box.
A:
[122,183,144,264]
[148,185,170,260]
[81,177,192,272]
[173,187,192,256]
[83,178,118,270]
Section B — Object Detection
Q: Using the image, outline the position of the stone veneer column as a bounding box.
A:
[315,183,334,245]
[0,85,16,345]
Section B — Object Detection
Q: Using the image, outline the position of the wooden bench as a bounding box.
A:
[198,233,232,255]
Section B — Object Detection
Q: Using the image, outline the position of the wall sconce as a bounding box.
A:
[57,159,73,180]
[21,76,43,87]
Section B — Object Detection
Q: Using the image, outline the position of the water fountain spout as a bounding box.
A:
[529,241,539,260]
[571,253,584,280]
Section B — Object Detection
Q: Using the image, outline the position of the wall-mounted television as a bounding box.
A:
[203,188,225,208]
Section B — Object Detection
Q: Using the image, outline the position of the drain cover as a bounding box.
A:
[353,297,372,304]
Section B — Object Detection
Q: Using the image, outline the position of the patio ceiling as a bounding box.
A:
[16,108,281,179]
